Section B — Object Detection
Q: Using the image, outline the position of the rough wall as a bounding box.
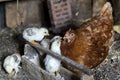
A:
[70,0,92,21]
[6,0,44,28]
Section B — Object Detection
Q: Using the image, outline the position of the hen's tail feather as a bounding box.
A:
[100,2,112,19]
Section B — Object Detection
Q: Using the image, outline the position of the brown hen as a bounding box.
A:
[61,2,113,75]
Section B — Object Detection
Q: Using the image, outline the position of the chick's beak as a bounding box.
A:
[8,70,16,77]
[46,32,49,36]
[59,37,62,40]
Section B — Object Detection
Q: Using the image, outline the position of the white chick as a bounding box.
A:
[44,36,62,76]
[23,27,49,45]
[3,53,21,77]
[22,39,50,67]
[22,44,40,66]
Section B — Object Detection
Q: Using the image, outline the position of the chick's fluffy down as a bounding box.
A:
[23,27,49,42]
[44,55,61,72]
[3,54,21,74]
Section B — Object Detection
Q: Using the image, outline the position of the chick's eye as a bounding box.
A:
[44,32,47,34]
[13,68,15,71]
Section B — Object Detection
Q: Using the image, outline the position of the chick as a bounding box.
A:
[44,36,62,76]
[3,53,21,77]
[23,27,49,45]
[22,44,40,66]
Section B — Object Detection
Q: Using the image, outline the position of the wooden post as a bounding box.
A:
[0,2,5,28]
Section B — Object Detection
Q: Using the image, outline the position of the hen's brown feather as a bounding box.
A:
[61,2,113,75]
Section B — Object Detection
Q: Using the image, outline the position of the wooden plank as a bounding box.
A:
[0,2,5,29]
[6,0,44,28]
[0,0,12,2]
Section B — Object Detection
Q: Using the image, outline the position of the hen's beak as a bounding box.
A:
[63,36,69,42]
[8,70,16,77]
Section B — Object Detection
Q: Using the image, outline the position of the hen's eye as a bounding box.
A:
[71,33,74,36]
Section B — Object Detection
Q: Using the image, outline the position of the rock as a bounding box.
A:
[109,41,120,62]
[80,74,94,80]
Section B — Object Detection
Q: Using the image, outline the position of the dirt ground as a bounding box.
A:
[0,26,120,80]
